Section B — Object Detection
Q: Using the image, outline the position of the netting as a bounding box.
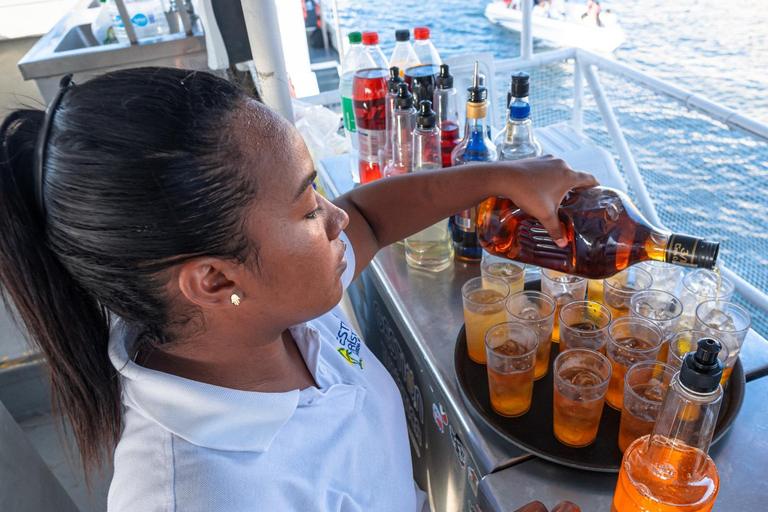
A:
[491,60,768,337]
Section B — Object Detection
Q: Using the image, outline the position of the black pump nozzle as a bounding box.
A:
[436,64,454,89]
[467,61,487,103]
[395,82,413,110]
[416,100,436,129]
[680,338,724,393]
[388,67,404,93]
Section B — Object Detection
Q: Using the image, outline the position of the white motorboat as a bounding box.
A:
[485,0,625,53]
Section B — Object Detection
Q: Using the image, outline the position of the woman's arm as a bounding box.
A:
[333,155,598,279]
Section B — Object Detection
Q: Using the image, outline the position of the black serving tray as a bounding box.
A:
[454,280,746,473]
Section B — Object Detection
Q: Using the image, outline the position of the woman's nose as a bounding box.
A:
[327,201,349,239]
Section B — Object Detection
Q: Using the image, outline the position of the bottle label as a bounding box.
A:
[353,97,387,131]
[453,207,476,232]
[666,234,701,267]
[356,127,386,163]
[342,96,356,133]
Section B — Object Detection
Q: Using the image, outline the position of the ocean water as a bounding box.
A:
[335,0,768,336]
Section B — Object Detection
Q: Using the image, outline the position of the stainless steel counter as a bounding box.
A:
[318,154,768,512]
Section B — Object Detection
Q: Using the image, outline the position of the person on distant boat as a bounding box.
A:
[504,0,521,9]
[533,0,550,17]
[581,0,602,26]
[549,0,567,20]
[598,8,617,28]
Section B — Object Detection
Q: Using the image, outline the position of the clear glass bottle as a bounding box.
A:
[498,101,540,161]
[383,83,416,177]
[612,338,724,512]
[405,100,453,272]
[450,62,497,262]
[389,29,420,77]
[412,26,442,66]
[493,72,541,154]
[434,64,461,168]
[340,32,376,183]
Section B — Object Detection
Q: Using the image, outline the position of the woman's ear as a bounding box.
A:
[176,257,240,308]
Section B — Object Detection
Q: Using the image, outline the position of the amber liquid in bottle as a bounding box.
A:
[477,187,719,279]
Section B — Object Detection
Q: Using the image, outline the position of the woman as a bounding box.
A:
[0,68,595,511]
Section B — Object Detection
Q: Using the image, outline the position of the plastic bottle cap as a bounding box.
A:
[680,338,724,393]
[395,82,413,109]
[362,32,379,45]
[388,67,404,92]
[395,29,410,42]
[348,31,362,44]
[509,101,531,120]
[436,64,454,89]
[417,100,436,129]
[414,27,430,40]
[510,71,530,98]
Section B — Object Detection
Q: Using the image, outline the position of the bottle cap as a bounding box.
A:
[395,82,413,110]
[509,101,531,120]
[388,67,404,93]
[362,32,379,45]
[414,27,430,40]
[436,64,454,89]
[395,29,410,42]
[680,338,724,393]
[417,100,436,129]
[510,72,530,98]
[348,31,362,44]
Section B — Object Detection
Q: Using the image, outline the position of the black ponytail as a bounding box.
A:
[0,68,257,482]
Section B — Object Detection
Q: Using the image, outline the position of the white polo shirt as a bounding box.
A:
[107,232,428,511]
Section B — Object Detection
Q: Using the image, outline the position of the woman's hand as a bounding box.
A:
[497,155,599,247]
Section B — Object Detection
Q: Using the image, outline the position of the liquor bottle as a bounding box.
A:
[493,72,541,151]
[477,186,719,279]
[383,83,416,177]
[434,64,461,168]
[381,67,404,170]
[389,29,420,77]
[340,31,376,183]
[612,338,723,511]
[353,67,388,184]
[451,62,498,262]
[412,26,442,66]
[497,101,541,161]
[405,100,453,272]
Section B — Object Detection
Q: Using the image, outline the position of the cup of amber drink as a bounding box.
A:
[637,260,683,295]
[481,253,526,295]
[559,300,612,353]
[541,269,587,342]
[462,276,510,364]
[605,317,663,410]
[618,361,676,453]
[667,330,729,385]
[694,300,751,387]
[485,323,538,417]
[629,290,683,363]
[603,267,653,320]
[553,348,612,447]
[506,291,556,380]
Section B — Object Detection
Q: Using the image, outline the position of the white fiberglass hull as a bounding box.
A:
[485,2,625,53]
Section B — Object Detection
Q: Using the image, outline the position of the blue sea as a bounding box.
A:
[335,0,768,334]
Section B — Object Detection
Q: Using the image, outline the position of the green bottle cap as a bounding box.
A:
[348,32,362,44]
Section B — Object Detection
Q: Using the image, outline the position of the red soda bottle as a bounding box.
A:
[353,66,388,184]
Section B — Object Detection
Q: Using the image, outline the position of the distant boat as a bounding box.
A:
[485,0,625,53]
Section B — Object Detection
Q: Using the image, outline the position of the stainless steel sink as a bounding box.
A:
[54,24,100,53]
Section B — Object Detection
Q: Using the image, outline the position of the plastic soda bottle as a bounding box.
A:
[340,31,375,183]
[412,26,442,66]
[361,31,389,69]
[353,67,388,184]
[434,64,461,168]
[389,29,420,77]
[383,83,416,177]
[612,338,723,512]
[105,0,170,43]
[498,101,541,161]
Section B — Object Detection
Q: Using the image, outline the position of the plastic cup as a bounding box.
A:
[553,348,612,447]
[603,267,653,320]
[694,300,751,387]
[637,260,683,295]
[605,317,663,410]
[629,290,684,363]
[481,253,526,295]
[678,269,735,330]
[485,322,539,417]
[559,300,612,353]
[618,361,677,453]
[587,279,604,304]
[506,291,556,380]
[667,330,729,387]
[462,276,510,364]
[541,269,587,342]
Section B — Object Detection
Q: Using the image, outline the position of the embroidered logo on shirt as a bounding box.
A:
[337,321,364,369]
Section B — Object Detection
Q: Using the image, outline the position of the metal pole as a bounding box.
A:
[521,0,533,60]
[114,0,138,44]
[239,0,295,124]
[580,61,662,226]
[572,58,584,133]
[177,0,194,36]
[332,0,344,59]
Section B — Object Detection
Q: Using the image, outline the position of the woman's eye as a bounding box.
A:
[306,206,323,219]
